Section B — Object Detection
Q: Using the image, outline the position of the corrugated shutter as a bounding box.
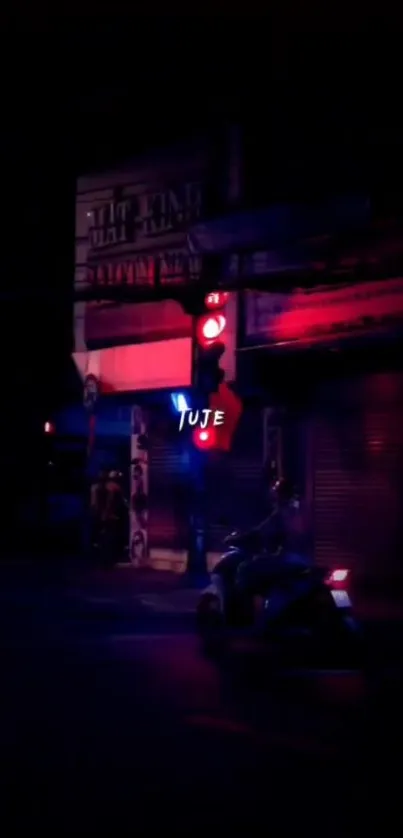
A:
[148,409,190,551]
[205,407,265,553]
[314,372,403,581]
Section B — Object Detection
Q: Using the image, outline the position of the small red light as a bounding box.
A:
[326,568,349,588]
[44,421,55,434]
[204,291,229,310]
[197,313,227,347]
[193,426,217,450]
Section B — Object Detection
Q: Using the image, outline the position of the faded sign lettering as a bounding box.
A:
[89,183,202,252]
[86,251,202,289]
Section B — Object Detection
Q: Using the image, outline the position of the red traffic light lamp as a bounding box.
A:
[195,290,228,349]
[192,426,217,450]
[196,312,227,348]
[44,421,55,434]
[194,290,229,393]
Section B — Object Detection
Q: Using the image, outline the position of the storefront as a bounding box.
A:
[68,146,403,582]
[69,141,213,570]
[240,278,403,585]
[186,194,379,569]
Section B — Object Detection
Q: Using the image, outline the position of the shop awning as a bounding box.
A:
[242,276,403,348]
[73,337,192,394]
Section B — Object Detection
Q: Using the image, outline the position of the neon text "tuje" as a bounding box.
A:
[178,409,225,432]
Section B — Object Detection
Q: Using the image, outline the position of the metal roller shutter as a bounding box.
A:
[314,372,403,582]
[148,409,190,551]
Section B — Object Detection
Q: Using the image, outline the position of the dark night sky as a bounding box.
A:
[2,14,403,429]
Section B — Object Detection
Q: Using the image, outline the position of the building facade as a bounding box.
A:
[189,203,403,586]
[57,129,403,586]
[71,140,202,570]
[60,136,239,571]
[241,280,403,584]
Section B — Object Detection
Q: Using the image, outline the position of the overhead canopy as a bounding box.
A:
[187,195,370,254]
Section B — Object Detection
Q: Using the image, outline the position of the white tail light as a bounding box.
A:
[329,568,349,583]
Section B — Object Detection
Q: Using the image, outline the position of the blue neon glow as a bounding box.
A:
[171,393,190,413]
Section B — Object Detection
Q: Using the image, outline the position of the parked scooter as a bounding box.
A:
[196,527,361,666]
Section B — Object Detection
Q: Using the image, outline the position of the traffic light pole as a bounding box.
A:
[186,292,229,578]
[187,443,208,577]
[186,323,208,579]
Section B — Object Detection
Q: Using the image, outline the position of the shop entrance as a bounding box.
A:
[91,431,132,564]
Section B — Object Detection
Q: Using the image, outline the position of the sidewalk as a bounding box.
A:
[60,565,207,614]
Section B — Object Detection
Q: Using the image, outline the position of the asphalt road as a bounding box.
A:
[0,569,402,837]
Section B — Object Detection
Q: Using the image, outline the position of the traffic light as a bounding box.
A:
[194,291,228,395]
[191,383,243,452]
[190,290,243,452]
[192,426,218,451]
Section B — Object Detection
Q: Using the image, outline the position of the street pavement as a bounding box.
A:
[0,562,402,836]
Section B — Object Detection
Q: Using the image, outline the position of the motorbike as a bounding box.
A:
[196,527,362,667]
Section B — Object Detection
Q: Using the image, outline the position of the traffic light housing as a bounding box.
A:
[195,343,226,395]
[191,382,243,452]
[194,291,228,395]
[191,290,243,452]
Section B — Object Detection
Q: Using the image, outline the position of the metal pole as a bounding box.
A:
[187,443,207,576]
[186,319,208,577]
[84,412,96,559]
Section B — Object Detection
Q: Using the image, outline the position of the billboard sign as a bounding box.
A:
[244,277,403,347]
[74,142,208,350]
